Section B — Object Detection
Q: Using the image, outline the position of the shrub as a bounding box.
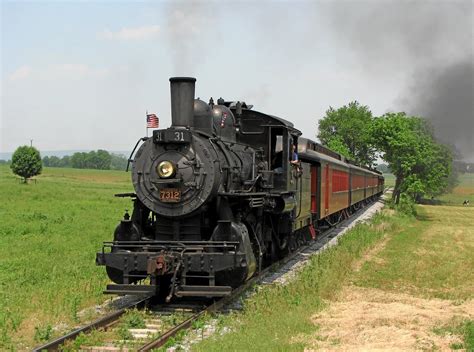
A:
[10,146,42,183]
[387,195,417,216]
[33,324,52,342]
[397,195,418,216]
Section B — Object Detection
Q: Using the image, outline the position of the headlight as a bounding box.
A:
[157,161,175,178]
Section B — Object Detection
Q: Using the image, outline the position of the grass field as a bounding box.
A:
[355,205,474,300]
[0,165,133,349]
[1,166,472,350]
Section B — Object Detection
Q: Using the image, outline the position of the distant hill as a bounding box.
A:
[0,150,130,161]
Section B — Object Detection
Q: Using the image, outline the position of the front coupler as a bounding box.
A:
[96,240,247,298]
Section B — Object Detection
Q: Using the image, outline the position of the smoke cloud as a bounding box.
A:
[164,1,219,75]
[406,60,473,159]
[321,0,473,160]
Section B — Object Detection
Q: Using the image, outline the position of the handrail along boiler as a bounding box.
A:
[96,77,384,300]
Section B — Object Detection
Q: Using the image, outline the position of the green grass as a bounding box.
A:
[0,165,133,349]
[192,212,400,351]
[354,205,474,300]
[464,321,474,351]
[60,329,104,352]
[433,319,474,351]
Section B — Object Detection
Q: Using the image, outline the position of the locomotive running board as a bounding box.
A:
[175,285,232,298]
[104,284,232,297]
[104,284,157,295]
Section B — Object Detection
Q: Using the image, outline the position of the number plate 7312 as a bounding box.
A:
[159,188,181,202]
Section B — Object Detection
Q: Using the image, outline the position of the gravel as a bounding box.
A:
[261,198,386,286]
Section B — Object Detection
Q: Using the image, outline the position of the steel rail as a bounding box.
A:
[32,296,150,351]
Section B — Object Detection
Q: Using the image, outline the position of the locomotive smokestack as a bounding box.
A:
[169,77,196,128]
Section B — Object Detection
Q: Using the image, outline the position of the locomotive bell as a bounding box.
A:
[170,77,196,128]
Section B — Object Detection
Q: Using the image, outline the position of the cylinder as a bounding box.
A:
[169,77,196,128]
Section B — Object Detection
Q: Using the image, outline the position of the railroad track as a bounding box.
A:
[32,297,151,351]
[34,197,384,351]
[33,257,299,351]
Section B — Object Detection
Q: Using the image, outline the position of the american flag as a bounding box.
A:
[146,113,159,128]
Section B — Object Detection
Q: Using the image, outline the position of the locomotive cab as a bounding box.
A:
[269,128,301,191]
[233,106,301,191]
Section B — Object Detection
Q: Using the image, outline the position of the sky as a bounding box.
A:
[1,0,473,160]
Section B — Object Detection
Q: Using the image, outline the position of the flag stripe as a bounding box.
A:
[146,114,159,128]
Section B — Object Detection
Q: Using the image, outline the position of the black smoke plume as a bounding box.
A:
[322,0,473,160]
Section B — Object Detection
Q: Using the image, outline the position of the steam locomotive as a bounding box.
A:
[96,77,384,301]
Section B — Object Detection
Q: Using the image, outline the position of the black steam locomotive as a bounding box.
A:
[96,77,383,301]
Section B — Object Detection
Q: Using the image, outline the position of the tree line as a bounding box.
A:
[42,150,128,170]
[317,101,459,205]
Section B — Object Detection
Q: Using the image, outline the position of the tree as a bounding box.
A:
[318,101,376,166]
[110,153,128,170]
[42,156,50,167]
[71,152,87,169]
[325,137,352,160]
[85,150,99,169]
[60,155,71,168]
[95,149,112,170]
[10,146,42,183]
[48,156,61,167]
[370,112,454,204]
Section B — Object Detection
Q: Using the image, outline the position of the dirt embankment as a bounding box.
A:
[301,286,473,351]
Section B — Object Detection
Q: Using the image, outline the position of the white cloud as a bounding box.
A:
[46,64,112,79]
[8,65,32,81]
[6,63,120,83]
[98,25,160,41]
[55,63,90,77]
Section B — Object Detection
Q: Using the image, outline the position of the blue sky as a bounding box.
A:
[1,0,472,159]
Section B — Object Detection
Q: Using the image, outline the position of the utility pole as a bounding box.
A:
[30,139,33,147]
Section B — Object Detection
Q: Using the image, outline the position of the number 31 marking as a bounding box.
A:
[174,132,184,141]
